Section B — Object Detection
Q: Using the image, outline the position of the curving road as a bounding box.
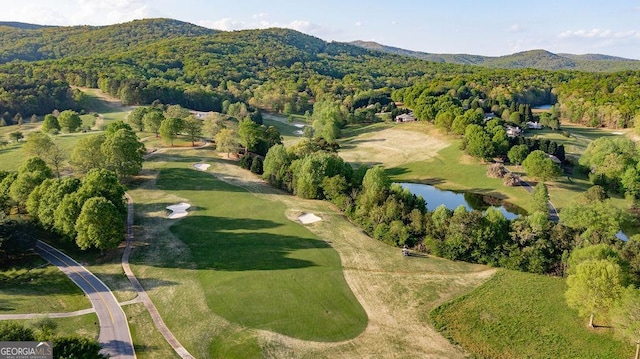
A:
[35,241,135,359]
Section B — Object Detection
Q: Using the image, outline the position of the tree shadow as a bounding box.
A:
[155,215,330,271]
[156,167,244,192]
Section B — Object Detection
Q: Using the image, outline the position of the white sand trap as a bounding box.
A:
[167,202,191,219]
[193,163,210,171]
[612,131,624,135]
[298,213,322,224]
[295,130,303,135]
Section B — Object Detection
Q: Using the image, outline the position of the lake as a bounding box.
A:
[399,183,524,220]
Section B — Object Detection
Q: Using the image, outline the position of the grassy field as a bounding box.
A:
[123,303,179,359]
[128,148,491,358]
[0,255,91,314]
[431,270,630,359]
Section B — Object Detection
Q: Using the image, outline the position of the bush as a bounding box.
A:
[239,154,253,170]
[487,163,506,178]
[504,173,520,186]
[562,131,571,138]
[250,156,263,175]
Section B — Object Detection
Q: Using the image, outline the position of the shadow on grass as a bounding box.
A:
[162,215,328,271]
[157,167,244,192]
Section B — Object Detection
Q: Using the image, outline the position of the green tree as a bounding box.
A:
[463,124,494,160]
[75,197,123,250]
[23,133,65,177]
[0,321,34,341]
[262,144,292,188]
[127,106,149,131]
[214,128,238,157]
[182,115,203,146]
[522,150,561,181]
[237,118,261,154]
[41,114,60,133]
[611,286,640,359]
[9,157,53,206]
[53,336,107,359]
[508,144,529,166]
[57,110,82,133]
[101,129,145,180]
[70,134,106,174]
[8,131,23,143]
[164,104,191,119]
[532,182,550,215]
[565,258,624,327]
[561,200,630,244]
[142,110,164,137]
[159,118,183,146]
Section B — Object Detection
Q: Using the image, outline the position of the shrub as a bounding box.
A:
[239,154,253,170]
[504,173,520,186]
[487,163,506,178]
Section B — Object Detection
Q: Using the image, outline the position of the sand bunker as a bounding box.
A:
[167,202,191,219]
[298,213,322,224]
[193,163,211,171]
[293,123,305,128]
[612,131,624,135]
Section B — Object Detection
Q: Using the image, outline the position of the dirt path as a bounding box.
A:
[201,157,494,358]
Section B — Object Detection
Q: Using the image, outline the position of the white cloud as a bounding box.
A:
[200,16,324,35]
[509,24,523,33]
[355,21,362,27]
[0,0,156,26]
[559,28,640,39]
[252,13,269,19]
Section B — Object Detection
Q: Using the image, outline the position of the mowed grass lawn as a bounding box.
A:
[155,164,367,341]
[431,270,629,359]
[0,255,91,314]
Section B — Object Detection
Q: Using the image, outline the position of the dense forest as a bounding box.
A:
[0,18,638,131]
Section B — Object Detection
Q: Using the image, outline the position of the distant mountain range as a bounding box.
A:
[0,19,638,73]
[349,40,640,72]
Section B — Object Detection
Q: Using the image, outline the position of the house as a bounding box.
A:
[527,121,542,130]
[505,125,522,138]
[395,112,417,123]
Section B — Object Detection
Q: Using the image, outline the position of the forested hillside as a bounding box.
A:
[0,18,638,130]
[351,41,640,72]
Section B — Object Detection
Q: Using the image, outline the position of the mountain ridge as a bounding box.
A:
[349,40,640,72]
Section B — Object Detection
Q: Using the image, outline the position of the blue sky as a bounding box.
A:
[0,0,639,59]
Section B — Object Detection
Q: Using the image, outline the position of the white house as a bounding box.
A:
[395,112,417,123]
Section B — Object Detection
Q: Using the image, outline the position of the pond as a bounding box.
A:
[532,104,553,110]
[399,183,525,220]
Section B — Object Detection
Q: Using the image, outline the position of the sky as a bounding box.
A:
[0,0,639,59]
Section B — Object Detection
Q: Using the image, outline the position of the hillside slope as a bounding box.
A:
[350,40,640,72]
[0,18,216,63]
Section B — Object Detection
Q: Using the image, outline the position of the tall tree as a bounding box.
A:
[463,124,494,160]
[214,128,238,158]
[611,286,640,359]
[57,110,82,133]
[532,182,550,215]
[75,197,123,250]
[565,258,624,327]
[182,115,203,146]
[508,144,529,166]
[237,118,261,154]
[9,157,53,206]
[101,129,145,180]
[41,114,60,133]
[142,110,164,137]
[159,118,183,146]
[127,106,149,132]
[70,134,106,174]
[23,133,65,177]
[522,150,561,182]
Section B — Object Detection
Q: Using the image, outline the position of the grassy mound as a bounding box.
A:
[156,165,368,341]
[430,270,629,358]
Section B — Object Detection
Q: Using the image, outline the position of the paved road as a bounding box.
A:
[122,194,195,359]
[35,241,135,359]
